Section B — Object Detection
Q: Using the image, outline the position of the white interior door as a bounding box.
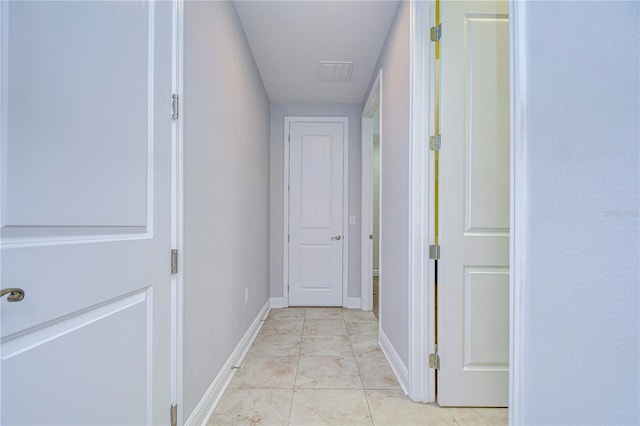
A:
[1,1,174,424]
[288,120,345,306]
[438,0,510,406]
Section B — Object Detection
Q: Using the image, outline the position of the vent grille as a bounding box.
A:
[318,61,354,82]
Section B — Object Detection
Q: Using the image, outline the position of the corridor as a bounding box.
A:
[208,308,507,425]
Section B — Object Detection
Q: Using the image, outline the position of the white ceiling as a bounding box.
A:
[233,1,399,104]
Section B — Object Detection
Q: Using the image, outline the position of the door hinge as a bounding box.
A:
[430,134,441,151]
[287,235,290,243]
[171,94,179,119]
[430,24,442,42]
[429,244,440,260]
[171,249,178,274]
[287,284,290,293]
[369,234,374,240]
[170,404,177,426]
[288,134,291,143]
[429,346,440,370]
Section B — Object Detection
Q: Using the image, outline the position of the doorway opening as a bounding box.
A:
[361,70,382,314]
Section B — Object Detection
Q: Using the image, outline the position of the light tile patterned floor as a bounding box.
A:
[208,307,507,425]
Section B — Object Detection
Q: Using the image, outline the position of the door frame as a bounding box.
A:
[172,0,184,422]
[418,0,526,420]
[282,116,349,307]
[360,70,382,312]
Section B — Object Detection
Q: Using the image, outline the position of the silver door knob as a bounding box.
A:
[1,288,25,303]
[331,235,342,240]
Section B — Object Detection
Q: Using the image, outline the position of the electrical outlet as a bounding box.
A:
[244,288,249,304]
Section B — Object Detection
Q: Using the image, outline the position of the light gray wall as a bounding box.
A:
[522,2,639,424]
[366,1,410,365]
[182,1,270,419]
[270,103,362,299]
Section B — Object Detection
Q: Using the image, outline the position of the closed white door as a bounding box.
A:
[1,1,174,424]
[288,120,345,306]
[438,0,510,406]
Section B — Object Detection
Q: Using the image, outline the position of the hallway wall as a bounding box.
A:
[270,102,363,302]
[365,1,411,368]
[182,1,270,420]
[522,1,639,424]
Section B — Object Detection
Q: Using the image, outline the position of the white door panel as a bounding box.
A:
[288,121,344,306]
[1,1,174,424]
[438,0,509,406]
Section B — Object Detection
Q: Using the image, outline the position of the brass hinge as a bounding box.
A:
[171,94,179,119]
[171,249,178,274]
[430,24,442,42]
[429,346,440,370]
[430,134,441,151]
[429,244,440,260]
[170,404,177,426]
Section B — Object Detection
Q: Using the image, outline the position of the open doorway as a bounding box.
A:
[372,107,380,318]
[361,70,382,314]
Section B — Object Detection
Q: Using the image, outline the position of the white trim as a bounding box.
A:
[270,297,286,309]
[171,0,185,423]
[379,329,409,395]
[361,70,382,312]
[407,0,430,403]
[186,301,270,426]
[345,297,361,309]
[283,116,350,308]
[509,0,526,423]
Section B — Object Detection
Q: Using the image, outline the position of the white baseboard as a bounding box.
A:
[270,297,286,308]
[184,300,270,425]
[345,297,362,309]
[379,329,409,395]
[373,269,379,277]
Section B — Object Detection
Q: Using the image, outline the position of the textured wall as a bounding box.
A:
[523,2,639,424]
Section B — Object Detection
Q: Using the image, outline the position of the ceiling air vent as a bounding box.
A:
[318,61,354,82]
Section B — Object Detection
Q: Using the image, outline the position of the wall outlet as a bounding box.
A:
[244,288,249,304]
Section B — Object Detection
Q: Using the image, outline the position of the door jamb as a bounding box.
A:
[360,70,382,312]
[408,0,431,402]
[508,0,526,423]
[283,116,350,307]
[171,0,184,423]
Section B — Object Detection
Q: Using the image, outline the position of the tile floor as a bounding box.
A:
[208,307,507,425]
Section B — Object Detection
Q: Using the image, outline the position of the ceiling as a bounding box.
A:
[233,1,399,104]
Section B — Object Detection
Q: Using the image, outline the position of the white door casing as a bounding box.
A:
[438,0,510,406]
[286,118,347,307]
[1,1,174,423]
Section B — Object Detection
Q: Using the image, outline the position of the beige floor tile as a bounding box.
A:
[365,390,458,426]
[229,356,298,389]
[343,309,378,322]
[301,335,354,357]
[303,319,348,336]
[268,307,306,320]
[349,334,385,358]
[208,389,293,425]
[247,334,301,357]
[305,307,344,320]
[290,389,373,425]
[346,321,379,336]
[259,319,304,336]
[356,357,401,390]
[448,407,508,426]
[295,356,362,389]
